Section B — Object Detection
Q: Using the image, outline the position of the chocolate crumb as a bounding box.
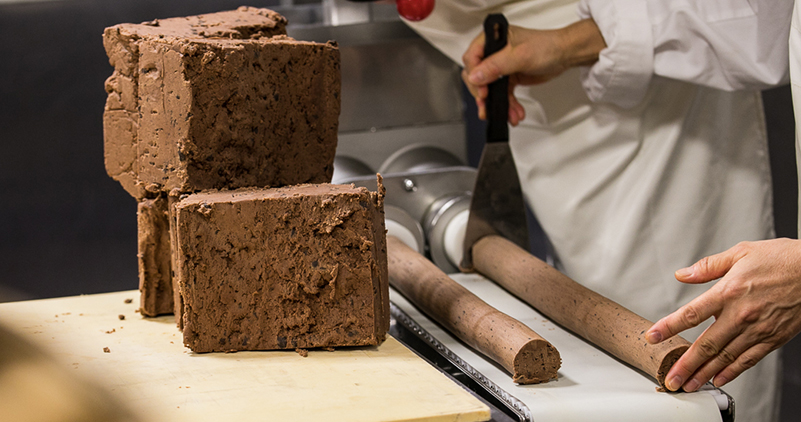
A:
[124,298,133,304]
[296,348,309,357]
[103,347,111,353]
[105,328,116,334]
[118,314,126,320]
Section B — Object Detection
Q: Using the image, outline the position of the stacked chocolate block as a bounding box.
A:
[102,7,388,352]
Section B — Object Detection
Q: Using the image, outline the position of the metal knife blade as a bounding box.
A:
[461,13,529,272]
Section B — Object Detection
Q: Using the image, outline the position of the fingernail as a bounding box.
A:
[714,376,728,387]
[667,375,683,391]
[469,70,485,84]
[646,331,662,344]
[675,266,694,278]
[684,379,700,392]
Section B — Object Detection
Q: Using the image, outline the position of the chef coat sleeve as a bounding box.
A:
[579,0,791,108]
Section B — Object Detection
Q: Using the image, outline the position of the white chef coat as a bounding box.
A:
[405,1,788,421]
[580,0,790,107]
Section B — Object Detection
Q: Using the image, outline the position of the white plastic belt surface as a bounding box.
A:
[390,272,725,422]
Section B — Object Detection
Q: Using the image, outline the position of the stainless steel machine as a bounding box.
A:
[284,0,478,274]
[279,2,734,421]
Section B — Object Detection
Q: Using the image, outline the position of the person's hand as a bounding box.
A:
[462,18,605,126]
[645,238,801,392]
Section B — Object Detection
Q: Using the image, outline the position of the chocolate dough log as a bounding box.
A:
[472,235,689,387]
[174,183,389,353]
[387,236,560,384]
[137,196,173,316]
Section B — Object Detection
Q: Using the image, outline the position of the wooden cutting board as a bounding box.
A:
[0,290,489,422]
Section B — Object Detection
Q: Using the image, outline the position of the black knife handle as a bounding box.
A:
[484,14,509,144]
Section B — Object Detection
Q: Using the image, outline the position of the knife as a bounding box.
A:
[461,13,529,272]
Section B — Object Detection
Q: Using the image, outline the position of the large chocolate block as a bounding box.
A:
[102,7,340,199]
[173,183,389,353]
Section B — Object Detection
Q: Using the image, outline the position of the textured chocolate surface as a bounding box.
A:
[102,7,339,199]
[174,183,388,353]
[167,192,184,327]
[473,235,691,388]
[387,236,560,385]
[137,196,173,316]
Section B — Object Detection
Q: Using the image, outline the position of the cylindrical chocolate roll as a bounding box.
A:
[472,235,689,387]
[388,236,560,384]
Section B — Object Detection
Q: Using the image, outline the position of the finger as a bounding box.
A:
[713,342,774,388]
[507,80,525,126]
[475,84,488,101]
[462,71,490,104]
[508,108,518,127]
[467,46,517,87]
[462,33,486,72]
[507,88,518,126]
[663,318,738,392]
[679,334,752,392]
[675,244,749,284]
[508,97,525,126]
[461,69,480,99]
[476,98,486,121]
[646,288,723,344]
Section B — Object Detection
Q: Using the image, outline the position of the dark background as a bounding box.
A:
[0,1,798,420]
[763,85,801,422]
[0,0,283,301]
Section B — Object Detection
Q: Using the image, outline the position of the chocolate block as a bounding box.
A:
[137,196,174,316]
[174,182,389,352]
[168,191,184,327]
[102,7,339,199]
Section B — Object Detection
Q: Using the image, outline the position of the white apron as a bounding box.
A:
[406,1,782,421]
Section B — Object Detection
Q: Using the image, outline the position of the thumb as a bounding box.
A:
[676,247,743,284]
[467,47,516,86]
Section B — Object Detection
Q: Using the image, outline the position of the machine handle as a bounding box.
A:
[484,14,509,144]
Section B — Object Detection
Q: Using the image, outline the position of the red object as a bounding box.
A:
[396,0,435,21]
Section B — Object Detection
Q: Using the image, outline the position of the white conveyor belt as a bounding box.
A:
[390,272,727,422]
